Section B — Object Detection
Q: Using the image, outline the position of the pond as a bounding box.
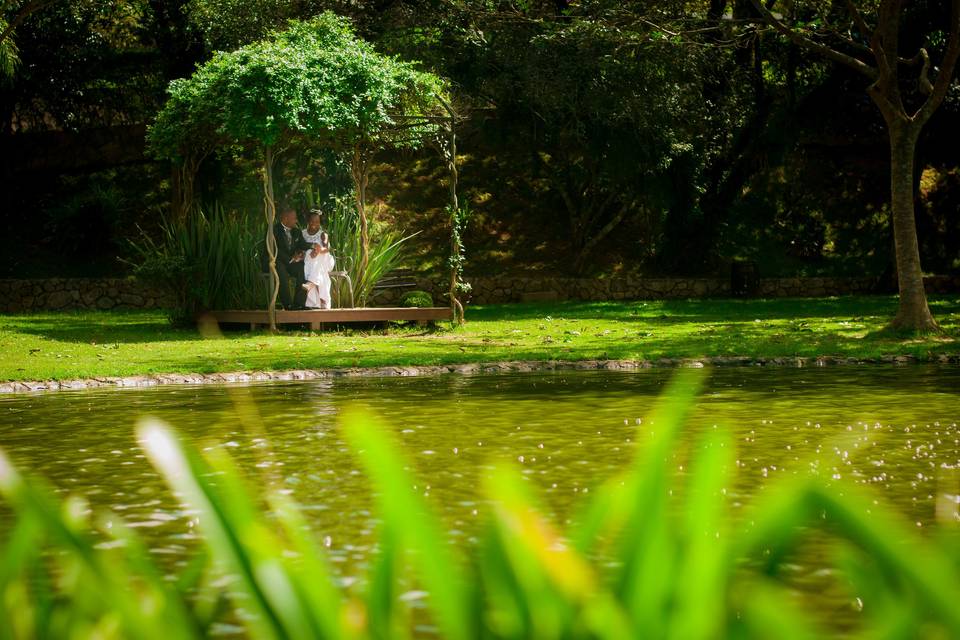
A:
[1,365,959,625]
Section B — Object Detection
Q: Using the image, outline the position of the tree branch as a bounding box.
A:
[915,0,960,124]
[913,48,934,95]
[0,0,59,46]
[576,204,629,267]
[870,0,901,94]
[748,0,877,80]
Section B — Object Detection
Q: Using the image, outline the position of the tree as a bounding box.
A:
[749,0,960,332]
[0,0,59,78]
[149,13,443,328]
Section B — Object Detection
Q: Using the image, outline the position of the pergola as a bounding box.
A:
[149,14,467,330]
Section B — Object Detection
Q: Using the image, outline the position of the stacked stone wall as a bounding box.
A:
[3,274,958,312]
[370,274,960,306]
[0,278,175,313]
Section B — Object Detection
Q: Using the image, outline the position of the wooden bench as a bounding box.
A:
[372,268,418,292]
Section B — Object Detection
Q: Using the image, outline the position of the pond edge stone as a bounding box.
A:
[1,354,958,395]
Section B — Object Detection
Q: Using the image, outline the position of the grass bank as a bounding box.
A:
[1,296,958,382]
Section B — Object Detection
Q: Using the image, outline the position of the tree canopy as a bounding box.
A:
[149,12,443,163]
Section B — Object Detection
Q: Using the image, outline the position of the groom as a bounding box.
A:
[271,206,311,310]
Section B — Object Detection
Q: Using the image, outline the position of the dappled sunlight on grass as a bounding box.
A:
[1,296,958,381]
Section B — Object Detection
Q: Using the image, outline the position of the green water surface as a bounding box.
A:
[1,366,959,625]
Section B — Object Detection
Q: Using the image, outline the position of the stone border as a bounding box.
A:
[2,354,958,395]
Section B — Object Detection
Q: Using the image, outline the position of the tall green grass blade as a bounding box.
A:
[615,368,705,632]
[104,516,202,637]
[269,494,348,640]
[832,543,916,640]
[736,580,824,640]
[670,429,734,640]
[808,483,960,634]
[340,408,473,640]
[137,419,293,640]
[0,447,192,640]
[484,465,633,640]
[476,520,531,638]
[567,474,629,557]
[366,522,409,640]
[0,514,42,640]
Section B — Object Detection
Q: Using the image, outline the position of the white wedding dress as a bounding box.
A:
[301,229,335,309]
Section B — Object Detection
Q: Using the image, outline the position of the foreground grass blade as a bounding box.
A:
[138,418,309,640]
[340,407,474,640]
[484,464,633,640]
[269,494,348,639]
[0,447,198,640]
[809,483,960,633]
[736,579,824,640]
[670,429,734,640]
[617,368,704,631]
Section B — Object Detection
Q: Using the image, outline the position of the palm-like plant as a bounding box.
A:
[322,197,416,307]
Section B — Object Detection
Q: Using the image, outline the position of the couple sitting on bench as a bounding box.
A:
[273,206,335,310]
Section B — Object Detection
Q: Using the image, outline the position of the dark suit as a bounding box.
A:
[272,222,311,309]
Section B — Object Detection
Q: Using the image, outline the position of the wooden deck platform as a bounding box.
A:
[206,307,452,330]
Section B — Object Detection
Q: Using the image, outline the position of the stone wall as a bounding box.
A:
[0,278,175,313]
[370,274,960,306]
[3,274,958,313]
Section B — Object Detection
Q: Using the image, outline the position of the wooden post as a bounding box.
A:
[262,145,279,332]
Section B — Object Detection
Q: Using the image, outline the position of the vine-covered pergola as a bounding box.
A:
[149,13,466,330]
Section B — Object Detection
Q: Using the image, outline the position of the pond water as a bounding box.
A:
[1,365,959,625]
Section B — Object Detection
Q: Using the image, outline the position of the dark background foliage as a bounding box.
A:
[1,0,957,279]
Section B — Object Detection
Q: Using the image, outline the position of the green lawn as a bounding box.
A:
[1,296,958,382]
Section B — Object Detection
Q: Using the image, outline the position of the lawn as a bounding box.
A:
[1,296,958,382]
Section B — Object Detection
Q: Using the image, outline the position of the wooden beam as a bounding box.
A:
[205,307,453,326]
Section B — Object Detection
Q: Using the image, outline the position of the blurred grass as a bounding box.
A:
[1,296,958,382]
[3,369,960,638]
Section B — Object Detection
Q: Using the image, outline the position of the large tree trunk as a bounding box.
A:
[886,122,938,331]
[262,145,279,332]
[747,0,960,332]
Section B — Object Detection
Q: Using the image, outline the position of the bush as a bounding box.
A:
[127,206,266,323]
[322,196,416,307]
[3,370,960,638]
[399,290,433,307]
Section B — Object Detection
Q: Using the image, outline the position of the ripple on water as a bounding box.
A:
[0,366,958,620]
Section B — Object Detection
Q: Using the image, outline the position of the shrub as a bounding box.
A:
[400,290,433,308]
[127,206,266,323]
[322,196,416,307]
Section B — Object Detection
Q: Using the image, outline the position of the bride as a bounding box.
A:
[300,210,336,309]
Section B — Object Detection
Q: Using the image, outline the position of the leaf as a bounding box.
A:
[340,408,474,640]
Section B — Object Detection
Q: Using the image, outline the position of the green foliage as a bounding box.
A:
[323,197,415,306]
[149,12,445,161]
[399,290,432,307]
[447,203,471,295]
[186,0,294,50]
[0,17,19,79]
[127,207,266,322]
[5,371,960,637]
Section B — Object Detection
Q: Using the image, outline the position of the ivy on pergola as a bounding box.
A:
[148,13,465,330]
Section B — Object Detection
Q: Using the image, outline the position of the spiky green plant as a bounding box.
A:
[0,17,19,80]
[3,370,960,638]
[322,196,416,307]
[127,206,267,322]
